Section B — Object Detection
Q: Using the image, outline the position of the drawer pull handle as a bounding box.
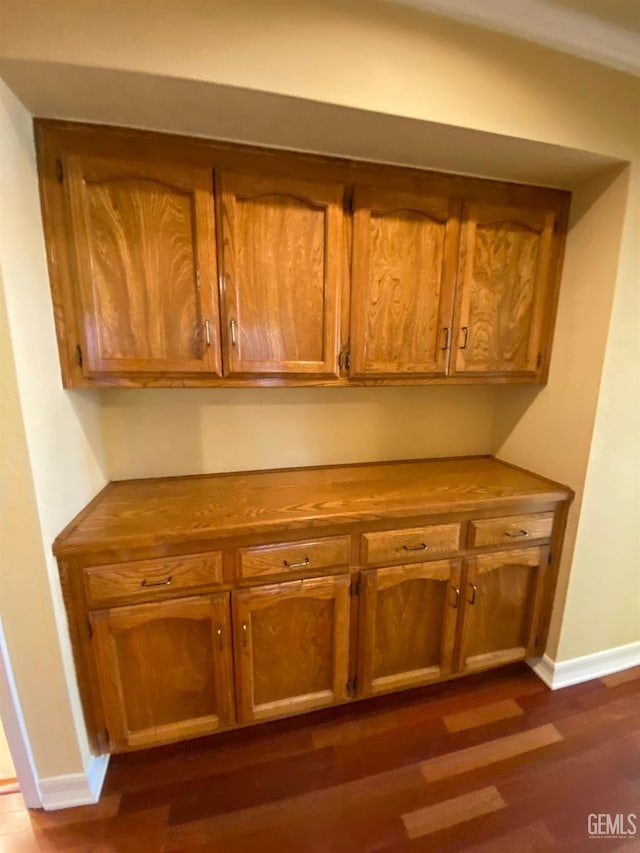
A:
[505,529,529,538]
[441,326,451,351]
[460,326,469,349]
[241,622,248,647]
[230,319,238,346]
[283,557,310,569]
[141,576,173,588]
[450,586,460,609]
[468,583,477,605]
[402,543,428,552]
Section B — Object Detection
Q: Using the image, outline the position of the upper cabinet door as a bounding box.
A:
[218,172,344,377]
[450,201,557,378]
[350,188,461,378]
[66,154,222,377]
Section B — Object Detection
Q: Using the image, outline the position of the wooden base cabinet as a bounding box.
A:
[357,560,461,697]
[54,457,573,754]
[457,547,548,674]
[90,595,235,751]
[232,576,351,723]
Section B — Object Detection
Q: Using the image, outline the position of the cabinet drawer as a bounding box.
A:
[238,536,350,581]
[468,513,554,548]
[84,552,223,607]
[362,524,461,566]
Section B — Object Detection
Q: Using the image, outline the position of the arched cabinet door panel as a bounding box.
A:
[457,547,548,674]
[218,172,344,377]
[66,154,222,377]
[350,187,461,378]
[450,201,557,378]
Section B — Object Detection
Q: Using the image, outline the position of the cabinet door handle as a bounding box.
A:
[450,585,460,609]
[141,576,172,588]
[467,583,477,605]
[283,557,310,569]
[241,622,248,647]
[230,319,237,346]
[216,626,223,650]
[460,327,469,350]
[204,319,211,347]
[505,529,529,538]
[402,543,428,552]
[441,327,451,351]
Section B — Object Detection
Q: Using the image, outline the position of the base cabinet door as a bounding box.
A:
[457,547,548,674]
[90,594,235,751]
[232,575,350,723]
[357,560,461,697]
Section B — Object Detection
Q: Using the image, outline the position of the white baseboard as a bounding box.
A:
[39,754,110,811]
[528,641,640,690]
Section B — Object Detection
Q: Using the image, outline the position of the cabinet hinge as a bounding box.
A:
[75,345,83,367]
[536,353,542,369]
[339,350,351,371]
[55,159,64,183]
[346,677,358,697]
[350,577,361,597]
[343,187,354,215]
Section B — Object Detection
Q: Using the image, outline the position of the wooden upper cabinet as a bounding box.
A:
[358,560,461,698]
[457,547,548,674]
[232,575,350,723]
[90,594,235,751]
[350,188,461,377]
[217,172,344,377]
[65,154,222,377]
[450,201,558,378]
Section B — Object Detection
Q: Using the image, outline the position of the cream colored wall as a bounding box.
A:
[0,81,107,777]
[0,0,639,789]
[102,387,497,480]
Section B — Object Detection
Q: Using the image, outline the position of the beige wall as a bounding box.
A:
[0,81,107,778]
[0,0,639,787]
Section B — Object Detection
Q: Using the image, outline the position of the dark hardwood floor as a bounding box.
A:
[2,663,640,851]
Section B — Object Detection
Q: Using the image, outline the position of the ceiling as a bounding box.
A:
[392,0,640,75]
[545,0,640,34]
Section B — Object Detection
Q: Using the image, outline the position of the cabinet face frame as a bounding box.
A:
[64,153,222,378]
[456,546,549,674]
[349,187,461,378]
[232,575,350,723]
[357,560,462,698]
[449,201,557,379]
[217,171,343,377]
[90,594,235,750]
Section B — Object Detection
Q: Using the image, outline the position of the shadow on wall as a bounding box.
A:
[99,384,499,480]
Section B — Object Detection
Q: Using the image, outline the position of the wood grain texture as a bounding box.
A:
[443,698,523,733]
[90,594,235,750]
[238,536,349,581]
[457,547,548,673]
[53,456,572,557]
[36,120,570,389]
[232,575,350,724]
[362,522,461,565]
[350,187,460,377]
[6,663,639,850]
[358,560,461,697]
[219,172,343,377]
[451,201,557,378]
[402,785,506,838]
[66,154,221,376]
[469,512,554,548]
[83,552,223,607]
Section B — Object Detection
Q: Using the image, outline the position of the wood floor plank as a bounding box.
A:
[402,785,505,839]
[602,666,640,688]
[443,698,523,733]
[461,819,556,852]
[419,724,562,783]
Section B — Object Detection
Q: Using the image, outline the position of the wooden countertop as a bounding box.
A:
[53,456,573,557]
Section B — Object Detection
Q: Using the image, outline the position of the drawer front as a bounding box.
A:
[238,536,350,581]
[468,512,554,548]
[362,523,461,566]
[84,552,223,607]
